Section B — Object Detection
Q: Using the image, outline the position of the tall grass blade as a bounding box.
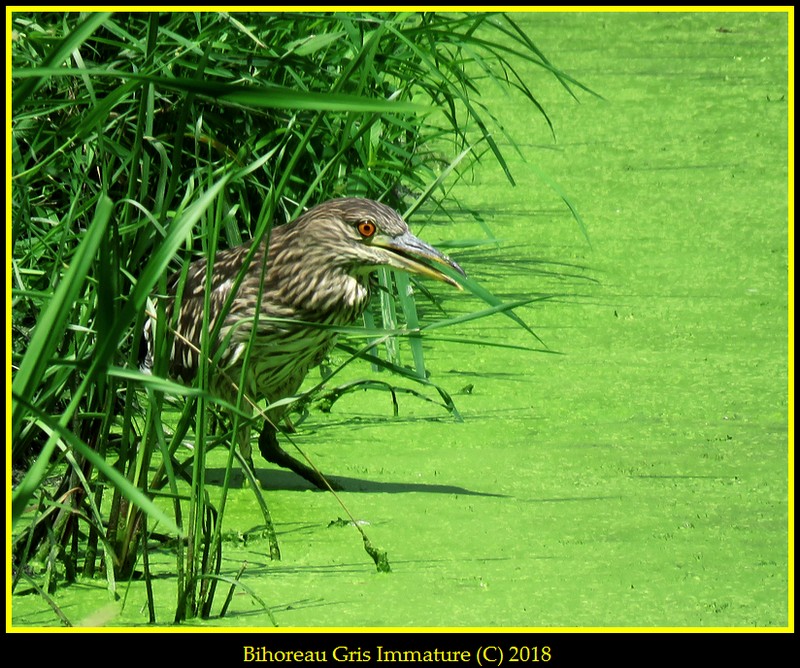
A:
[11,195,113,437]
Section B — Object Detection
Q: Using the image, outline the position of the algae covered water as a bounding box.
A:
[12,11,789,629]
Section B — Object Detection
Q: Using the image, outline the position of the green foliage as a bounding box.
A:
[10,10,582,624]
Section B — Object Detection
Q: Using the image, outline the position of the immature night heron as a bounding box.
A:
[141,198,465,489]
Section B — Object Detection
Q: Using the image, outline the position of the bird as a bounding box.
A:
[141,197,465,489]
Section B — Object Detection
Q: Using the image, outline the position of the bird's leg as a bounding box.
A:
[232,410,258,483]
[257,420,342,491]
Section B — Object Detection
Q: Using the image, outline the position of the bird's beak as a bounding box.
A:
[374,231,466,290]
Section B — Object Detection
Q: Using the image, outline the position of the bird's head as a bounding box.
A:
[293,197,466,289]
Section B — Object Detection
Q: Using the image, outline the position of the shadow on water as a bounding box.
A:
[205,467,508,497]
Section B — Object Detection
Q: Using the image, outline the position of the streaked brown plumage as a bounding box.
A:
[142,197,465,489]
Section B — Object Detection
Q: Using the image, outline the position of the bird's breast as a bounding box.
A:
[214,272,371,405]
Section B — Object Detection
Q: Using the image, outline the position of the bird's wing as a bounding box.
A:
[164,240,263,381]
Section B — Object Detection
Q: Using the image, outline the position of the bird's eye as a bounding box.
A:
[357,220,377,238]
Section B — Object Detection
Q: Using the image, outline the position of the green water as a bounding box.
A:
[12,11,789,629]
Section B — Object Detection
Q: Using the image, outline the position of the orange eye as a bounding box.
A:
[357,221,377,238]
